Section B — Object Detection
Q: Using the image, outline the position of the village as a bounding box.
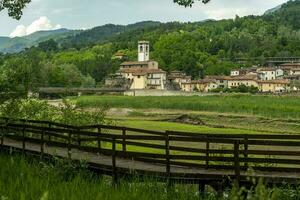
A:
[106,41,300,94]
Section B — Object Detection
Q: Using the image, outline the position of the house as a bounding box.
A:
[257,79,290,93]
[206,76,231,88]
[117,68,166,90]
[181,79,218,92]
[280,63,300,75]
[289,68,300,76]
[231,69,247,76]
[168,71,191,88]
[115,41,166,90]
[112,52,126,60]
[257,68,284,80]
[227,75,258,88]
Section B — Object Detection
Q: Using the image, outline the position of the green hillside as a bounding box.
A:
[59,21,161,49]
[0,0,299,91]
[0,29,78,53]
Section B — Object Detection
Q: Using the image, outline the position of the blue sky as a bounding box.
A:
[0,0,288,37]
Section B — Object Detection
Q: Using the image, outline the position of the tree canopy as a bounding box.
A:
[174,0,210,7]
[0,0,31,20]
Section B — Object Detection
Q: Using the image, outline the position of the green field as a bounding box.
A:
[116,120,262,134]
[73,95,300,134]
[75,95,300,119]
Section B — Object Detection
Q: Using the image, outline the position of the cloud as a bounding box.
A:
[9,16,62,38]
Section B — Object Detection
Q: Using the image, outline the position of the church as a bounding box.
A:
[116,41,167,90]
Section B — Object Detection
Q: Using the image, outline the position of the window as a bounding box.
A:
[140,46,143,52]
[138,75,141,78]
[146,46,148,52]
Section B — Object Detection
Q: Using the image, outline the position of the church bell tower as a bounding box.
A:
[138,41,150,62]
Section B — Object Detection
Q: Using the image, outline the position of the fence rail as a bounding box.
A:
[1,117,300,186]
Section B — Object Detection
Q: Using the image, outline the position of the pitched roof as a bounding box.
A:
[206,76,232,80]
[120,61,149,66]
[118,68,166,76]
[257,79,290,84]
[228,75,257,81]
[257,67,279,72]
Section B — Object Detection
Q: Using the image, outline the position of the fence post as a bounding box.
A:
[0,127,4,150]
[122,127,126,153]
[68,131,72,159]
[48,123,52,142]
[22,123,26,154]
[165,131,170,178]
[206,139,210,169]
[234,141,240,188]
[244,135,248,168]
[77,128,81,148]
[98,127,102,152]
[41,131,45,159]
[112,136,118,184]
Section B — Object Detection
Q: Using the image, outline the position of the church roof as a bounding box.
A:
[118,68,166,76]
[120,61,149,66]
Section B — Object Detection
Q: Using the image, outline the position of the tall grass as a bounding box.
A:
[0,154,299,200]
[0,154,201,200]
[75,95,300,119]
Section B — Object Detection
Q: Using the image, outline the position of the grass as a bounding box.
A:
[116,119,262,134]
[75,95,300,119]
[0,154,201,200]
[0,153,299,200]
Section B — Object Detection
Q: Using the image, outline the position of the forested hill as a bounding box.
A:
[0,0,299,90]
[59,21,161,49]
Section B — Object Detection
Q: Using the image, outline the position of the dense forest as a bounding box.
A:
[0,0,299,95]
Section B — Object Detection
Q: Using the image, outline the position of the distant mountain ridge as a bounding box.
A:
[264,4,283,15]
[0,21,161,53]
[0,1,298,54]
[0,29,78,53]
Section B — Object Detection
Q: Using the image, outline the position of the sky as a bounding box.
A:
[0,0,289,37]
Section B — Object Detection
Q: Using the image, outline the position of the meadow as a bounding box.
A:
[0,153,298,200]
[75,95,300,119]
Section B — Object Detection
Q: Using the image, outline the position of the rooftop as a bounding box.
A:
[118,68,165,76]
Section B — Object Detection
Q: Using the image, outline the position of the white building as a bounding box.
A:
[138,41,150,62]
[117,41,166,90]
[257,68,284,80]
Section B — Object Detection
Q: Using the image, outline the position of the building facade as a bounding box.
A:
[115,41,166,90]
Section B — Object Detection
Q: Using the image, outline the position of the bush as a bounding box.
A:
[0,98,109,126]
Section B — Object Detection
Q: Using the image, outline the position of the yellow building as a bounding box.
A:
[115,41,166,90]
[257,80,290,93]
[227,75,258,88]
[181,79,218,92]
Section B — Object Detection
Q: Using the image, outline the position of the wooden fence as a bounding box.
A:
[1,117,300,186]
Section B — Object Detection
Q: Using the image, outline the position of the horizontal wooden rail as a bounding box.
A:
[2,118,300,186]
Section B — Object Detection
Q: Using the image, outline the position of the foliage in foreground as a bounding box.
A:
[0,154,299,200]
[0,98,109,126]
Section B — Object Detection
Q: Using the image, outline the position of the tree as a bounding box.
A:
[38,39,59,52]
[174,0,210,7]
[0,0,31,20]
